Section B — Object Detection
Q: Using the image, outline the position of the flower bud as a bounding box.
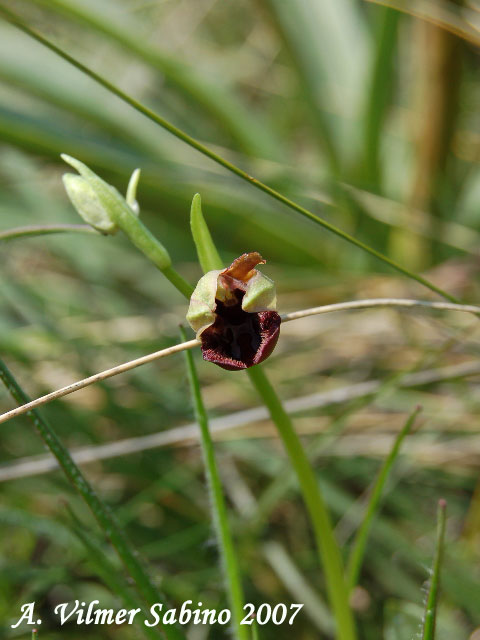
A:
[62,173,118,234]
[187,252,281,370]
[61,154,137,233]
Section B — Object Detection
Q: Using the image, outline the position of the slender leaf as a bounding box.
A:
[421,499,447,640]
[0,358,186,640]
[346,405,421,589]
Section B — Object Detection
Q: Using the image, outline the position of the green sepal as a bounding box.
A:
[190,193,224,274]
[242,271,277,312]
[186,270,221,337]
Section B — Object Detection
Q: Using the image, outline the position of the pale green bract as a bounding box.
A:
[186,266,277,338]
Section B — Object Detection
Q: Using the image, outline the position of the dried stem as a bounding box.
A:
[0,340,199,425]
[1,298,479,426]
[281,298,480,322]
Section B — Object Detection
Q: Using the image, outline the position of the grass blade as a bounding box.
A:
[0,358,186,640]
[421,499,447,640]
[360,6,400,188]
[0,3,461,304]
[179,326,247,640]
[346,405,421,589]
[65,504,164,640]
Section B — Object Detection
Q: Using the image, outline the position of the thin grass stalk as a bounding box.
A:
[421,499,447,640]
[0,224,96,241]
[0,4,461,304]
[0,359,185,640]
[180,325,247,640]
[346,406,421,589]
[25,0,281,158]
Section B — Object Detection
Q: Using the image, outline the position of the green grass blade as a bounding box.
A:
[190,193,224,272]
[260,0,340,172]
[65,504,164,640]
[360,6,400,188]
[346,405,421,589]
[0,358,186,640]
[421,499,447,640]
[179,326,247,640]
[0,4,461,304]
[246,365,356,640]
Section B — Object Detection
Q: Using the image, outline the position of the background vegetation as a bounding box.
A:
[1,1,480,638]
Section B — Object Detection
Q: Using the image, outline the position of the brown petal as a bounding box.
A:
[221,252,265,283]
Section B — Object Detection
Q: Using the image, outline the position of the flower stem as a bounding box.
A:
[180,326,247,640]
[246,365,356,640]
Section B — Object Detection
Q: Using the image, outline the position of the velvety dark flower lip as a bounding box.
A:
[186,252,281,370]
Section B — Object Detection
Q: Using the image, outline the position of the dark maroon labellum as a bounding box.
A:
[199,290,281,371]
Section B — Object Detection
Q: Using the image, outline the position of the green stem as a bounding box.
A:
[421,499,447,640]
[0,359,185,640]
[246,365,356,640]
[346,406,421,589]
[162,265,193,299]
[117,212,191,297]
[0,224,96,241]
[180,327,247,640]
[0,4,460,304]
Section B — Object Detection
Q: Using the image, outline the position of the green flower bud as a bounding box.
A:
[61,154,136,231]
[62,173,118,234]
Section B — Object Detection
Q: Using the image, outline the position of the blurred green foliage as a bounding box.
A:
[1,1,480,639]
